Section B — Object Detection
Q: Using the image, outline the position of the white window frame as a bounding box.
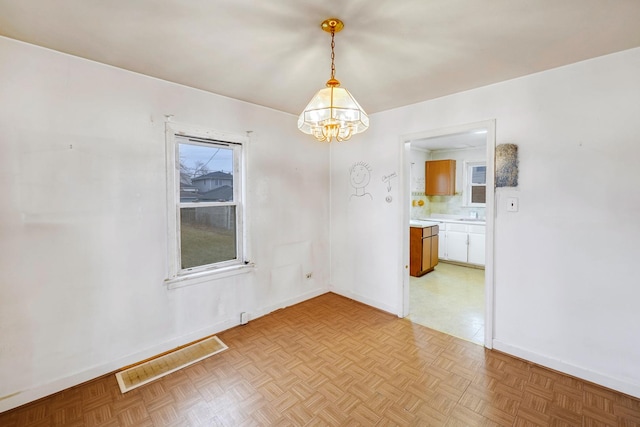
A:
[463,160,487,207]
[164,121,251,288]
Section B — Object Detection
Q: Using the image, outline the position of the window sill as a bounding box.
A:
[164,263,255,290]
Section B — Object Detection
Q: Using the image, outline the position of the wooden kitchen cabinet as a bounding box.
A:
[425,159,456,195]
[430,234,439,268]
[410,225,439,277]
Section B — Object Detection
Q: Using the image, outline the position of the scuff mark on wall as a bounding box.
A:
[0,392,22,402]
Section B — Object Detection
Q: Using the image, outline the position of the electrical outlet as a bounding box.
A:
[305,272,312,279]
[507,197,519,212]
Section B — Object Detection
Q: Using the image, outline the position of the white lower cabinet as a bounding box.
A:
[438,233,446,259]
[437,221,486,266]
[467,231,486,265]
[445,229,468,263]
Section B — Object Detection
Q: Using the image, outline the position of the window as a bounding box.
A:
[165,123,247,283]
[464,161,486,206]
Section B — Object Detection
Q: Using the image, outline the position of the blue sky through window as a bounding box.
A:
[179,141,233,179]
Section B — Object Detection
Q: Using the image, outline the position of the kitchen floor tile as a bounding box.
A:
[409,262,485,344]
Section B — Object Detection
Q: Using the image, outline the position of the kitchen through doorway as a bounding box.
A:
[409,262,485,344]
[402,121,495,347]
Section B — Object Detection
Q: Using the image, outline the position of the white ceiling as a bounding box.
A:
[412,130,488,152]
[1,0,639,116]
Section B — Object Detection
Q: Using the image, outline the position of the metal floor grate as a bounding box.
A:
[115,336,228,393]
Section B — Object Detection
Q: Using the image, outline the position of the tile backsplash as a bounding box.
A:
[410,192,485,220]
[410,191,430,219]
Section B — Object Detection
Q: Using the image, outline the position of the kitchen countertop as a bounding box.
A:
[412,217,486,226]
[409,220,441,228]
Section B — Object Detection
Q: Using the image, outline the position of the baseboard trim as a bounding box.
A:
[252,288,329,319]
[0,289,330,414]
[492,339,640,399]
[0,318,239,414]
[11,294,636,413]
[329,288,397,315]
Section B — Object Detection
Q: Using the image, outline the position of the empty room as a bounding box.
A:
[1,1,640,425]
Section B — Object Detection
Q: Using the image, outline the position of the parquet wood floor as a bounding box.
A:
[1,293,639,426]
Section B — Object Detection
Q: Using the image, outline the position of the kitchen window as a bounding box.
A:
[464,161,486,206]
[165,122,249,286]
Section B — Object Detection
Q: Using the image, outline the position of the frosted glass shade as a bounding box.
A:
[298,86,369,142]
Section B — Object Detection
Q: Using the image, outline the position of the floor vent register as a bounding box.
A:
[115,336,228,393]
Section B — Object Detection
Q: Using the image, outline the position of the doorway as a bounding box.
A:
[401,120,495,348]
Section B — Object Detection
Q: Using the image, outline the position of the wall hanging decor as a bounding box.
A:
[495,143,518,187]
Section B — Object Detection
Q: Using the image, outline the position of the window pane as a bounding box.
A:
[471,186,486,204]
[179,141,234,202]
[180,206,237,269]
[471,166,486,184]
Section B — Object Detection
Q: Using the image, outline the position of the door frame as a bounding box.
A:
[399,119,496,348]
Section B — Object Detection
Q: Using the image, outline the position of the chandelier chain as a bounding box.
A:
[330,28,336,80]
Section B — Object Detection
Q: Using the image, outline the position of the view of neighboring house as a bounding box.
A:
[192,171,232,193]
[180,171,233,202]
[198,185,232,202]
[179,172,199,202]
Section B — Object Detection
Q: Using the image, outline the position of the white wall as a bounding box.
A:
[0,37,330,411]
[330,47,640,397]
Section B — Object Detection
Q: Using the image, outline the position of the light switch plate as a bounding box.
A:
[507,197,519,212]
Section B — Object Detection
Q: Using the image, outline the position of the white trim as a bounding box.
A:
[493,340,640,399]
[165,123,180,278]
[164,263,255,290]
[164,120,250,282]
[462,160,487,207]
[400,141,411,317]
[484,123,496,349]
[400,120,496,349]
[240,132,251,275]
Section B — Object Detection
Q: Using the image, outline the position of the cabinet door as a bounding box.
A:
[438,231,446,259]
[468,233,485,265]
[409,227,422,276]
[446,231,468,262]
[430,235,439,268]
[421,235,432,273]
[425,160,456,195]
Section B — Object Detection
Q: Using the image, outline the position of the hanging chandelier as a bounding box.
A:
[298,18,369,142]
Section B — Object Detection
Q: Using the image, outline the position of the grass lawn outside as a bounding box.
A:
[180,222,236,269]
